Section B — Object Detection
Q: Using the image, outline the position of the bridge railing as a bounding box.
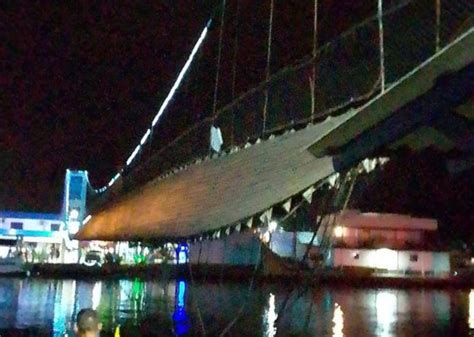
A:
[119,0,472,194]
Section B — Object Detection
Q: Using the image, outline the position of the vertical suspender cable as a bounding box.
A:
[310,0,318,121]
[378,0,386,92]
[212,0,227,122]
[230,0,241,146]
[262,0,275,135]
[435,0,441,52]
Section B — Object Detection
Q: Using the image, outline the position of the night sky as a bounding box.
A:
[1,2,220,211]
[1,0,472,242]
[2,1,373,212]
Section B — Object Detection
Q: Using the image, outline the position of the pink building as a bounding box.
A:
[319,210,450,277]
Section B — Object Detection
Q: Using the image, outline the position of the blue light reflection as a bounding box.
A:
[173,280,190,336]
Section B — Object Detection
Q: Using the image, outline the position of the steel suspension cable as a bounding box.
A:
[378,0,386,92]
[212,0,227,122]
[436,0,441,52]
[230,0,241,146]
[310,0,319,120]
[262,0,275,135]
[274,169,360,328]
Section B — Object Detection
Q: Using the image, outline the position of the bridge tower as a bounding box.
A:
[62,169,89,235]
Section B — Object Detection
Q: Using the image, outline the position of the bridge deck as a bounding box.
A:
[76,112,356,240]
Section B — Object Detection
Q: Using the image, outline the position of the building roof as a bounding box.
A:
[336,210,438,231]
[0,228,63,238]
[0,211,63,221]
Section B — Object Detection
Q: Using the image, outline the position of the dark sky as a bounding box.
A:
[2,1,375,212]
[1,1,215,212]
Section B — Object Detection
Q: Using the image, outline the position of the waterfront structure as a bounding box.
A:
[188,231,261,265]
[269,230,319,260]
[321,210,451,276]
[0,211,65,262]
[0,169,90,263]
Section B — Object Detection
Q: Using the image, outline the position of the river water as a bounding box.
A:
[0,277,472,336]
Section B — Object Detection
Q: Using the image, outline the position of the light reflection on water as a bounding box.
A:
[263,293,277,337]
[92,281,102,310]
[470,289,474,330]
[332,303,344,337]
[0,278,472,336]
[376,291,397,337]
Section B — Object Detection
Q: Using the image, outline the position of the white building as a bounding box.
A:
[0,169,90,263]
[0,211,65,261]
[320,210,450,277]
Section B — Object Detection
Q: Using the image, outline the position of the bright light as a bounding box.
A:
[469,289,474,329]
[264,293,278,337]
[83,214,92,225]
[151,21,211,127]
[69,209,79,221]
[68,221,80,235]
[177,243,188,264]
[83,259,97,267]
[107,178,115,187]
[269,220,278,233]
[334,226,344,238]
[140,129,151,145]
[178,251,187,264]
[126,145,141,166]
[92,282,102,310]
[112,172,121,182]
[332,303,344,337]
[261,231,270,244]
[371,248,398,270]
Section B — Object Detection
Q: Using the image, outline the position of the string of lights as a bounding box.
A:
[93,18,213,194]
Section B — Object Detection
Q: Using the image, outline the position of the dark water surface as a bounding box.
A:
[0,277,472,336]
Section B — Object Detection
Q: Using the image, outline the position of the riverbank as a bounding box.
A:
[13,263,472,289]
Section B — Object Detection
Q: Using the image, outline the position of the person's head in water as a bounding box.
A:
[74,308,102,337]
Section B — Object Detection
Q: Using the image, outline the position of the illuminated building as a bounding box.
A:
[0,211,65,260]
[320,210,451,277]
[0,169,90,263]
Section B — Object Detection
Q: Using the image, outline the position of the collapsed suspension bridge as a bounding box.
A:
[77,0,473,241]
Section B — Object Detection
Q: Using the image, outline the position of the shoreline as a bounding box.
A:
[1,263,471,289]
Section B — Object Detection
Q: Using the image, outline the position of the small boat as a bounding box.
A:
[0,255,26,275]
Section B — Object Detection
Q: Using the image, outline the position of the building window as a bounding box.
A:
[409,254,418,262]
[51,224,61,231]
[10,222,23,230]
[353,253,360,260]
